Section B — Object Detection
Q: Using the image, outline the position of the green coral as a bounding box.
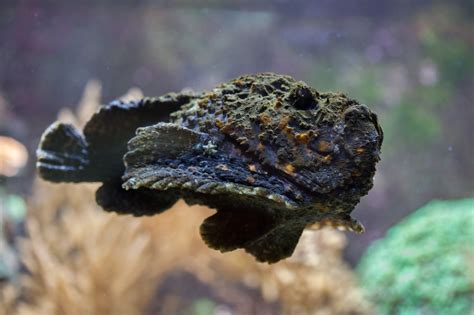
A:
[357,198,474,315]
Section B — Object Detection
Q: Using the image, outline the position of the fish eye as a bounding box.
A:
[292,87,318,110]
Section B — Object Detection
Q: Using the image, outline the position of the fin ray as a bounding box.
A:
[199,209,278,252]
[124,122,204,166]
[96,180,179,216]
[244,221,306,263]
[36,122,91,182]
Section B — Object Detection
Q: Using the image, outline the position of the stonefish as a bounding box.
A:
[37,73,383,263]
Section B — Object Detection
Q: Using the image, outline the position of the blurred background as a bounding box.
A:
[0,1,473,314]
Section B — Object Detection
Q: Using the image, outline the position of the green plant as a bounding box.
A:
[357,198,474,315]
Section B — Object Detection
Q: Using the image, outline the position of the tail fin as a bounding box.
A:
[36,122,91,182]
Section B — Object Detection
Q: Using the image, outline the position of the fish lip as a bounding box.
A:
[342,104,383,149]
[342,103,371,120]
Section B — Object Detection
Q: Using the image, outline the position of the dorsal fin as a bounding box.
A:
[83,94,196,151]
[82,95,196,180]
[36,95,197,183]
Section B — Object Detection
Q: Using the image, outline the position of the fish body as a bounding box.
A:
[37,73,383,263]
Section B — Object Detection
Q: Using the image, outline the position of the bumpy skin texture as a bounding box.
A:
[37,73,383,263]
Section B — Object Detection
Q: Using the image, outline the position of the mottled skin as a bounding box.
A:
[37,73,383,263]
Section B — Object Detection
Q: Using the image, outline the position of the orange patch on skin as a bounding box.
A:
[248,164,257,172]
[318,140,332,153]
[258,112,272,126]
[278,116,296,139]
[356,148,365,154]
[203,119,212,128]
[274,98,282,109]
[295,132,311,144]
[237,137,248,145]
[308,218,338,230]
[307,222,321,230]
[278,116,290,129]
[284,127,294,139]
[234,79,244,87]
[322,155,333,163]
[216,164,229,171]
[220,123,233,134]
[283,163,295,174]
[207,92,217,100]
[198,97,208,108]
[246,176,256,184]
[314,203,332,213]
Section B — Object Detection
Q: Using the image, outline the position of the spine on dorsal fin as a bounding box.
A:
[36,122,96,182]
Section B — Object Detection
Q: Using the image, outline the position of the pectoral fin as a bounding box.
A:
[244,221,306,263]
[200,209,278,252]
[124,122,205,166]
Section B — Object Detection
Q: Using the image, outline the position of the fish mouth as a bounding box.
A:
[343,104,383,150]
[342,103,372,121]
